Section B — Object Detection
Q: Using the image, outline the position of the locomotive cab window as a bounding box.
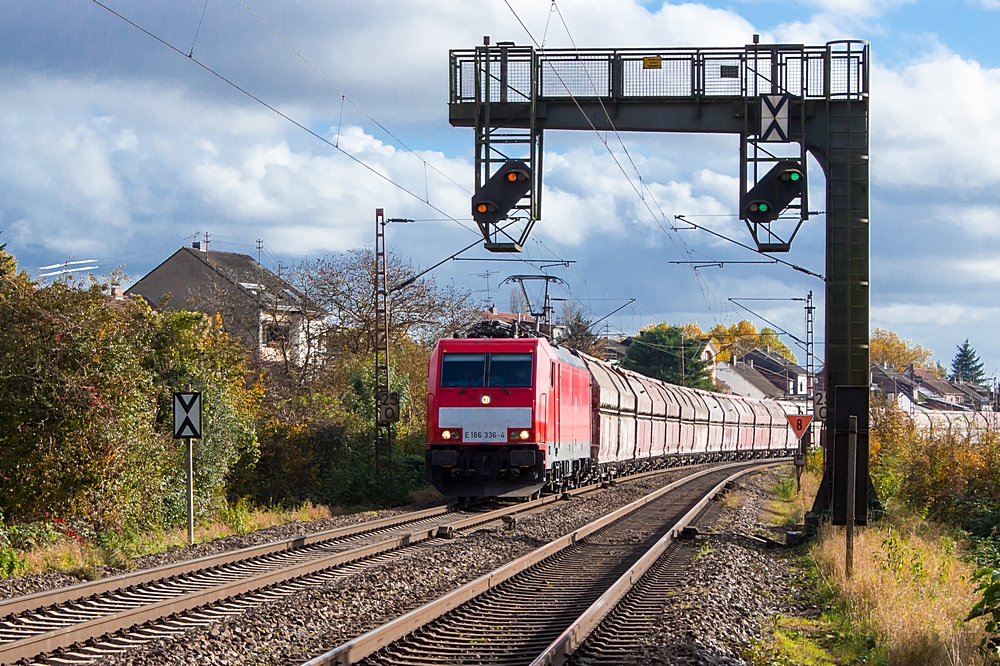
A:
[488,353,533,388]
[440,353,486,387]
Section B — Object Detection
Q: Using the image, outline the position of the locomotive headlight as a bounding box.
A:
[441,429,461,441]
[517,430,530,440]
[480,394,492,405]
[441,430,452,440]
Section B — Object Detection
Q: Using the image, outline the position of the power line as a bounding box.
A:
[88,0,480,239]
[234,0,472,198]
[504,0,723,322]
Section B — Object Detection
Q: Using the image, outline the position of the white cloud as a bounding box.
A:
[534,147,736,247]
[877,302,993,327]
[804,0,912,17]
[941,205,1000,238]
[874,49,1000,189]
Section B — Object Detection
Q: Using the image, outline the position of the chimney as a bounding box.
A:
[111,286,124,300]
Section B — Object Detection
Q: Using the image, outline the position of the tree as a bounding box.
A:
[620,324,715,390]
[0,245,258,529]
[707,320,796,363]
[870,328,934,371]
[509,288,526,315]
[230,248,482,508]
[951,339,986,385]
[559,304,604,358]
[292,249,478,357]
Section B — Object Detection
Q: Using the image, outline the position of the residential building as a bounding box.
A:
[905,367,965,407]
[481,306,566,340]
[715,360,785,400]
[126,244,322,365]
[737,348,808,397]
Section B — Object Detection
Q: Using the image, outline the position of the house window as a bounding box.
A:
[263,321,290,347]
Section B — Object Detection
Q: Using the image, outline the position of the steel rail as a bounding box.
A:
[300,460,783,666]
[0,462,705,665]
[0,504,452,620]
[528,462,780,665]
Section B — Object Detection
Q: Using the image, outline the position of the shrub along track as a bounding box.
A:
[0,465,712,666]
[301,460,783,666]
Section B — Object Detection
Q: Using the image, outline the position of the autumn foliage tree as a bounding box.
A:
[870,327,935,372]
[231,248,480,507]
[0,246,258,530]
[705,320,796,363]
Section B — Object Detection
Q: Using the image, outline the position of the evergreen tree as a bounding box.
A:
[560,311,604,358]
[950,339,986,385]
[620,324,715,390]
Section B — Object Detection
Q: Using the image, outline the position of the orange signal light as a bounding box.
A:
[477,203,488,213]
[506,172,518,182]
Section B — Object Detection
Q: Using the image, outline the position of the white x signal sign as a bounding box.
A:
[786,414,813,440]
[759,94,790,142]
[173,392,203,439]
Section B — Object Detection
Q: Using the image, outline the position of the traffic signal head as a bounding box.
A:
[741,160,805,224]
[780,169,802,183]
[472,161,532,226]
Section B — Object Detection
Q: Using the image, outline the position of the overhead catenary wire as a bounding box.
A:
[234,0,473,198]
[504,0,725,322]
[89,0,480,239]
[91,1,592,290]
[187,0,210,57]
[548,0,728,319]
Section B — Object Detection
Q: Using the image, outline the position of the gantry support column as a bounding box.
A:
[809,88,873,524]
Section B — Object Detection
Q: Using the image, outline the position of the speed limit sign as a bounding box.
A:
[813,390,827,421]
[378,391,400,424]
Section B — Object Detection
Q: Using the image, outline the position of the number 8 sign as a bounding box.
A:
[786,414,813,440]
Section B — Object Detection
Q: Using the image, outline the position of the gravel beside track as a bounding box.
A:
[82,465,711,665]
[634,466,812,666]
[0,572,83,604]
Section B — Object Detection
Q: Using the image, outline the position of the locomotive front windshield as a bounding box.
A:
[439,352,533,388]
[440,353,486,387]
[487,353,533,387]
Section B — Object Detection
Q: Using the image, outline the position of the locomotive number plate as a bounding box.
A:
[464,430,506,442]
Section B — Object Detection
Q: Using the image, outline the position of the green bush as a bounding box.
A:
[0,246,259,533]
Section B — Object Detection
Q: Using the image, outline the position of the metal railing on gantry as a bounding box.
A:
[450,41,867,105]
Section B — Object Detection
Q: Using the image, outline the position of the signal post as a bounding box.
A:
[448,40,872,525]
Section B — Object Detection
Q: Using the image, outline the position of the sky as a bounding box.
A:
[2,0,999,376]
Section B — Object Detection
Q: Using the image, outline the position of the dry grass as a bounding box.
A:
[813,517,986,666]
[721,488,749,511]
[761,466,820,527]
[19,502,334,576]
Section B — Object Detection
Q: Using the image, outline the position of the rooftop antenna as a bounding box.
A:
[471,269,500,305]
[203,231,211,252]
[256,239,263,265]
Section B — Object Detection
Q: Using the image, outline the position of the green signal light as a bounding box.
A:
[758,203,769,212]
[789,171,801,182]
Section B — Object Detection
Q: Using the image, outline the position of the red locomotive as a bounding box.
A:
[425,330,799,499]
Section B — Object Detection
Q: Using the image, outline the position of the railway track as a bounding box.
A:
[0,463,704,665]
[302,460,782,666]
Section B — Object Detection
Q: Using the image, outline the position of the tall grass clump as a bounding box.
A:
[814,518,984,665]
[809,395,1000,665]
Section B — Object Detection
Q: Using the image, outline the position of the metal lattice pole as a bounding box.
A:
[374,209,391,485]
